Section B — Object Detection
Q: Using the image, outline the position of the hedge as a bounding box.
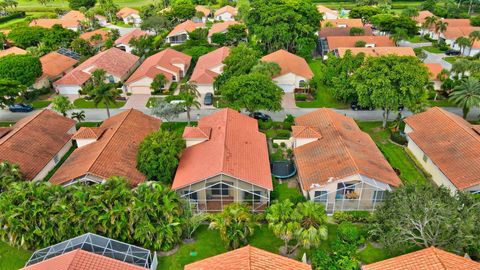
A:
[333,211,372,223]
[0,12,25,24]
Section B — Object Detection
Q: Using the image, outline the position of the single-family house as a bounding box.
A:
[172,109,272,212]
[33,51,78,89]
[125,48,191,94]
[0,46,26,57]
[323,35,395,54]
[80,29,109,46]
[425,63,445,90]
[292,109,402,214]
[62,10,107,26]
[49,109,161,187]
[22,233,157,270]
[185,245,311,270]
[189,46,229,93]
[194,5,211,22]
[413,10,435,26]
[207,21,240,43]
[336,47,416,57]
[166,20,205,45]
[261,49,313,92]
[441,25,480,56]
[115,28,148,53]
[317,27,373,55]
[424,19,473,40]
[116,7,142,26]
[29,19,81,31]
[0,109,76,181]
[362,247,480,270]
[322,18,363,28]
[404,107,480,194]
[214,5,237,21]
[54,47,140,94]
[317,5,338,19]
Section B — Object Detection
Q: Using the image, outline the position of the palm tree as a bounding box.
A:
[81,69,121,118]
[468,30,480,55]
[422,16,438,34]
[71,110,86,122]
[179,82,201,126]
[265,200,300,254]
[449,77,480,119]
[455,36,472,55]
[435,21,448,41]
[0,161,22,192]
[293,201,328,250]
[391,28,408,46]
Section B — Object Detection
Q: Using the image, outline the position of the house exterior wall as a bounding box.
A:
[76,138,96,148]
[293,138,318,148]
[194,83,214,94]
[116,43,134,53]
[122,14,141,26]
[404,124,458,193]
[272,73,308,92]
[323,12,338,20]
[127,76,173,94]
[215,12,234,21]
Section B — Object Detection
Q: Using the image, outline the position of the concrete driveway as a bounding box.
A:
[282,93,297,109]
[423,51,452,70]
[123,94,150,109]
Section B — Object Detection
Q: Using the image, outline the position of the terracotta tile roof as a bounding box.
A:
[261,49,313,79]
[62,10,85,21]
[196,5,211,17]
[404,107,480,190]
[190,47,229,84]
[0,109,75,180]
[318,26,373,38]
[442,26,480,45]
[115,28,148,45]
[21,249,148,270]
[425,63,444,80]
[413,10,435,24]
[49,109,161,186]
[172,109,272,190]
[183,126,212,139]
[317,4,337,15]
[126,48,191,83]
[293,109,401,190]
[292,126,322,139]
[167,20,205,37]
[55,47,139,86]
[441,18,471,27]
[322,19,363,28]
[185,245,311,270]
[116,7,139,18]
[336,47,415,57]
[71,127,103,139]
[214,5,238,17]
[208,21,240,37]
[40,52,78,79]
[80,29,109,45]
[362,247,480,270]
[29,19,79,29]
[326,36,395,50]
[0,46,26,57]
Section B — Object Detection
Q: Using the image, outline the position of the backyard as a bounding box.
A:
[0,241,31,270]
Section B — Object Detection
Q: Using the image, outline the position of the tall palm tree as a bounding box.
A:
[468,30,480,55]
[179,82,201,126]
[449,77,480,119]
[422,16,438,34]
[435,21,448,41]
[81,69,121,118]
[455,36,472,55]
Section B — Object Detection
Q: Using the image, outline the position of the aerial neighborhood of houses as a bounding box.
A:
[1,0,480,270]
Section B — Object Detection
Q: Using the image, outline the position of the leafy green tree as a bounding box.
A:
[0,79,26,108]
[350,55,429,128]
[251,61,281,78]
[401,7,419,18]
[266,200,300,254]
[391,27,408,45]
[209,203,258,250]
[435,21,448,39]
[98,0,118,22]
[0,54,42,86]
[449,77,480,119]
[41,24,78,50]
[225,24,247,46]
[150,98,183,123]
[81,69,121,118]
[151,74,167,93]
[51,95,74,117]
[129,35,156,57]
[210,32,227,45]
[220,73,284,114]
[170,0,195,22]
[0,161,22,193]
[349,6,382,23]
[179,82,200,126]
[311,241,359,270]
[422,15,438,32]
[68,0,96,9]
[0,32,7,49]
[137,130,185,183]
[7,26,48,48]
[349,27,365,36]
[71,110,86,122]
[369,14,418,35]
[141,15,171,35]
[70,37,95,57]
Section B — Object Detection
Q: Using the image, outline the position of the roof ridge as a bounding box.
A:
[430,247,448,270]
[435,107,480,143]
[247,245,252,270]
[220,109,230,173]
[67,249,81,270]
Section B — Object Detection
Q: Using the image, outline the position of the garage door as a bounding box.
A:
[130,86,151,94]
[277,84,295,93]
[57,85,81,95]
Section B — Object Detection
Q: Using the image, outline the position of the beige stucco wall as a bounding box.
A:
[273,73,308,92]
[33,138,74,181]
[293,137,317,148]
[215,13,235,21]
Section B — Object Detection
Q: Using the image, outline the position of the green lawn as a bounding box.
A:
[420,46,446,54]
[405,36,430,43]
[427,98,455,107]
[357,121,429,185]
[73,98,125,109]
[31,100,52,109]
[358,242,390,264]
[443,56,462,64]
[320,1,423,10]
[14,0,151,12]
[0,241,31,270]
[0,122,15,127]
[0,12,56,29]
[273,181,304,202]
[161,122,192,134]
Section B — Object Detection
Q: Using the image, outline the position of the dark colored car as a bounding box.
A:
[445,49,461,56]
[204,92,213,106]
[350,101,375,111]
[8,103,33,112]
[249,112,271,121]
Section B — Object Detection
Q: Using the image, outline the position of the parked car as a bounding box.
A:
[445,49,461,56]
[8,103,33,112]
[249,112,271,121]
[204,92,213,106]
[350,101,374,111]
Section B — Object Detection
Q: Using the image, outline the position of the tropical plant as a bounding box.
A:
[71,110,86,122]
[456,36,471,55]
[449,77,480,119]
[150,98,183,123]
[209,203,257,250]
[435,21,448,41]
[51,95,74,117]
[0,161,22,192]
[183,206,208,241]
[422,16,438,32]
[80,69,121,118]
[391,28,408,46]
[179,82,201,126]
[151,74,167,93]
[250,61,281,78]
[0,78,26,108]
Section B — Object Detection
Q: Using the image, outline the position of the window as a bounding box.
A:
[336,183,356,199]
[53,154,59,164]
[422,154,428,162]
[314,191,328,203]
[244,191,262,202]
[211,183,229,196]
[108,75,114,83]
[182,190,198,200]
[172,75,177,81]
[373,190,386,202]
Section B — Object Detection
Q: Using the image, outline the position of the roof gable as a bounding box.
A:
[190,47,230,84]
[261,49,313,79]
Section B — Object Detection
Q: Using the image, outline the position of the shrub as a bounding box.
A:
[471,16,480,26]
[0,12,25,24]
[272,143,279,148]
[333,211,372,223]
[337,222,365,245]
[258,119,273,130]
[274,129,291,139]
[354,40,366,47]
[280,142,286,148]
[269,150,283,161]
[295,93,307,101]
[390,131,407,145]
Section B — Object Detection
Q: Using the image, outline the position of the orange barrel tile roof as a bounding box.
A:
[0,46,27,57]
[80,29,109,45]
[115,28,148,45]
[413,10,435,24]
[404,107,480,190]
[293,109,401,190]
[424,63,445,80]
[318,26,373,38]
[40,52,78,79]
[116,7,139,18]
[54,47,139,86]
[316,4,337,15]
[49,109,161,186]
[208,21,240,37]
[195,5,211,17]
[261,49,313,80]
[29,19,80,29]
[362,247,480,270]
[0,109,76,180]
[185,245,311,270]
[214,5,238,17]
[326,35,395,50]
[62,10,86,21]
[172,108,272,190]
[190,46,229,84]
[126,48,191,83]
[21,249,148,270]
[336,47,416,57]
[167,20,205,38]
[322,18,364,28]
